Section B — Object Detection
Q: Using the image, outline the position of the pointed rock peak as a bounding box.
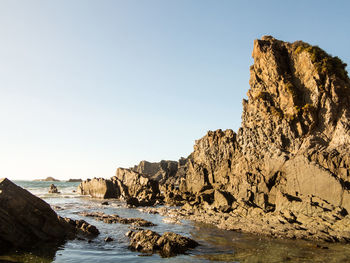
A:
[241,37,350,155]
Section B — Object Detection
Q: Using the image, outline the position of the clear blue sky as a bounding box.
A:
[1,1,349,180]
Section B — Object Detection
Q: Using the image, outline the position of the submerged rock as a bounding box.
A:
[0,178,99,253]
[127,229,198,257]
[48,184,59,194]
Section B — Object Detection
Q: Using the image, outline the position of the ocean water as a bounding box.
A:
[1,181,350,263]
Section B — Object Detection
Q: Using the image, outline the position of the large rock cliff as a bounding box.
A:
[181,36,350,241]
[79,36,350,241]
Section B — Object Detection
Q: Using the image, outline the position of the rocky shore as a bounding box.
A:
[0,178,98,253]
[78,36,350,243]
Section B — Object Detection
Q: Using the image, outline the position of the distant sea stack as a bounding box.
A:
[79,36,350,242]
[34,177,60,182]
[67,179,82,182]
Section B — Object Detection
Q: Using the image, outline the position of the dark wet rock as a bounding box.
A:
[0,178,99,253]
[62,218,100,236]
[101,201,109,205]
[48,184,59,194]
[128,229,198,257]
[80,212,156,227]
[104,237,114,242]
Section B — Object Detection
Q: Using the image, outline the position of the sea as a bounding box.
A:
[1,181,350,263]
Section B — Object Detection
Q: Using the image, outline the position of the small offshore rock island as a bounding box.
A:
[79,36,350,242]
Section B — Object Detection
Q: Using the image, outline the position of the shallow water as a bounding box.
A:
[2,181,350,263]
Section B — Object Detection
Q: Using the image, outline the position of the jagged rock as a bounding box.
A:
[48,184,59,194]
[62,217,100,236]
[77,178,120,199]
[0,178,99,253]
[181,36,350,242]
[132,158,188,185]
[113,168,160,205]
[127,229,198,257]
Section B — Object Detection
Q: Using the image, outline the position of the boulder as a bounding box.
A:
[0,178,99,253]
[127,229,198,257]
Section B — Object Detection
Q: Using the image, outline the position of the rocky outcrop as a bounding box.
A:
[80,211,156,227]
[77,37,350,242]
[132,158,188,185]
[78,158,189,206]
[127,229,198,257]
[113,168,160,205]
[0,178,98,253]
[77,178,120,199]
[180,36,350,242]
[77,169,161,205]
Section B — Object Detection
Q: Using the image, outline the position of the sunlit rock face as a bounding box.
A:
[182,36,350,241]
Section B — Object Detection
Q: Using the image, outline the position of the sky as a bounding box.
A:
[0,1,349,180]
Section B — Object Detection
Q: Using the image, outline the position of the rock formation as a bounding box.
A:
[126,229,198,257]
[79,36,350,242]
[132,159,188,185]
[0,178,98,253]
[180,36,350,241]
[77,158,189,203]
